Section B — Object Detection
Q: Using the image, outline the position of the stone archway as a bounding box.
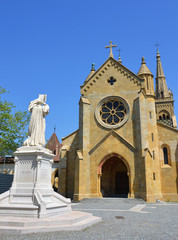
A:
[98,153,130,197]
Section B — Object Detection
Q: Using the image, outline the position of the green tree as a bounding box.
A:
[0,87,30,156]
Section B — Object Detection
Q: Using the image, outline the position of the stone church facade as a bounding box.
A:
[59,45,178,202]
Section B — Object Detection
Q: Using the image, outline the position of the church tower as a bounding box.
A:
[155,51,177,128]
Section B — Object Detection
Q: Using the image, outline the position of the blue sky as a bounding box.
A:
[0,0,178,142]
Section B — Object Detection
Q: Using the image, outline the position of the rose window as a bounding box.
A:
[100,100,126,125]
[95,96,130,129]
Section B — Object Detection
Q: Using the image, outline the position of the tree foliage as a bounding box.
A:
[0,87,30,156]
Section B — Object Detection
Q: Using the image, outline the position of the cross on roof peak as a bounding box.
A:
[105,41,117,58]
[154,42,160,54]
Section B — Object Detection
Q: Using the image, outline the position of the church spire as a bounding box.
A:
[155,51,170,99]
[156,50,165,78]
[155,51,177,128]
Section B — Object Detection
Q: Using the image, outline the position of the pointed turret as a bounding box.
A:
[155,51,170,99]
[138,57,154,96]
[138,57,153,76]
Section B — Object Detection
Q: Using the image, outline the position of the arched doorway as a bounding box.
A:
[100,155,129,197]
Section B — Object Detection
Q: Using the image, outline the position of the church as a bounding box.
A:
[58,42,178,202]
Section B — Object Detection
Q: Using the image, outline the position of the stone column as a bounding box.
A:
[97,173,102,197]
[58,145,69,197]
[74,97,91,201]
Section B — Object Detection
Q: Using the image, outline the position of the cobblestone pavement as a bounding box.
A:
[0,198,178,240]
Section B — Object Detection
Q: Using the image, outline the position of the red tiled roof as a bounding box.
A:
[45,132,62,162]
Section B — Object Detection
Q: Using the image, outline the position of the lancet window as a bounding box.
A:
[161,144,171,166]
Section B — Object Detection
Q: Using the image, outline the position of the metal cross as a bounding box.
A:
[154,42,160,52]
[105,41,117,57]
[108,77,116,85]
[118,48,122,55]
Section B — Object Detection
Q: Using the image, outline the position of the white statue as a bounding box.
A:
[23,94,49,146]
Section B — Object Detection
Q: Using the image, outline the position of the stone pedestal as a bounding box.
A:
[0,146,71,218]
[0,146,101,234]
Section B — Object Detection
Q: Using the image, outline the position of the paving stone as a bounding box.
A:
[0,198,178,240]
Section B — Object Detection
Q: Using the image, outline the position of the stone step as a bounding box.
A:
[0,211,102,234]
[0,211,92,227]
[0,204,38,210]
[79,197,146,204]
[0,202,67,209]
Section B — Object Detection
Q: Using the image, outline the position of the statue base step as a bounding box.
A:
[0,146,102,232]
[0,190,71,218]
[0,211,102,234]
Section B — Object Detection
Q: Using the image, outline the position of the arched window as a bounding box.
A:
[158,111,170,121]
[161,91,164,98]
[163,147,168,164]
[161,144,171,166]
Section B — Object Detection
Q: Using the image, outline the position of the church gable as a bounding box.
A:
[81,57,144,96]
[89,130,136,155]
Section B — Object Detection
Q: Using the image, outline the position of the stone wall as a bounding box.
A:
[157,123,178,201]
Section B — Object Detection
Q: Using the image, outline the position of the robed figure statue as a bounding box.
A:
[23,94,49,146]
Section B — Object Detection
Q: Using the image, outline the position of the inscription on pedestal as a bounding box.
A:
[18,159,36,183]
[40,161,50,183]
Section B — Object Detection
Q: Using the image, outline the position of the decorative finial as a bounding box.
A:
[54,125,56,133]
[156,50,160,58]
[118,48,122,63]
[91,63,95,70]
[105,41,117,58]
[141,57,146,64]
